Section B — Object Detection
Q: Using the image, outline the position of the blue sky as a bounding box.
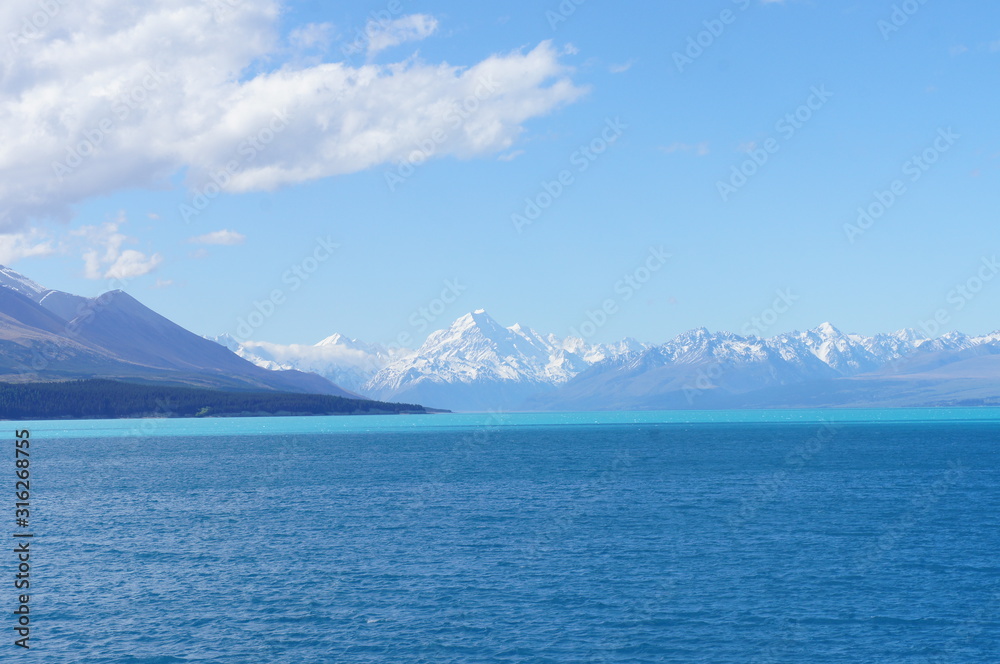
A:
[3,0,999,346]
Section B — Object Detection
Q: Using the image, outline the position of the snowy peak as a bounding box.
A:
[678,326,711,341]
[361,311,642,410]
[792,322,872,374]
[447,309,508,337]
[215,313,1000,412]
[573,323,943,387]
[892,328,930,344]
[316,332,347,347]
[213,332,402,393]
[813,321,842,337]
[213,332,240,351]
[415,310,563,370]
[417,310,550,370]
[360,314,969,411]
[314,332,391,357]
[0,265,47,301]
[0,264,89,322]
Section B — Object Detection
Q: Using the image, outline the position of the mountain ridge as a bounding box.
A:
[4,262,1000,412]
[220,310,1000,412]
[0,266,355,397]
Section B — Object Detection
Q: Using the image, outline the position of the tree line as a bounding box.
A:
[0,379,432,419]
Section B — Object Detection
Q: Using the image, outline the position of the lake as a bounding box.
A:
[17,410,1000,662]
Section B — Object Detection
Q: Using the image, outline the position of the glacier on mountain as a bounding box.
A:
[216,309,1000,411]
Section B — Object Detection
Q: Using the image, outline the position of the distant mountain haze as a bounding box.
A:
[3,265,1000,411]
[218,307,1000,411]
[0,265,355,396]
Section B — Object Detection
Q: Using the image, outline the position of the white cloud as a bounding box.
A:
[188,229,246,245]
[72,217,161,280]
[0,2,585,230]
[104,249,163,280]
[609,59,636,74]
[290,22,333,51]
[0,230,56,264]
[498,149,525,162]
[365,14,438,56]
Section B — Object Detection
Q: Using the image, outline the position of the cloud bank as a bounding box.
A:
[0,1,585,230]
[188,230,246,246]
[365,14,439,57]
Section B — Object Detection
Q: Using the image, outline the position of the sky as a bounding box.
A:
[1,0,998,347]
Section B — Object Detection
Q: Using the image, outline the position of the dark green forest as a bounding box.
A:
[0,379,436,419]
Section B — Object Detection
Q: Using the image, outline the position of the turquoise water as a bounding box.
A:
[18,410,1000,662]
[22,406,1000,439]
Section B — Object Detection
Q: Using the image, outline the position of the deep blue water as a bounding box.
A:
[18,411,1000,662]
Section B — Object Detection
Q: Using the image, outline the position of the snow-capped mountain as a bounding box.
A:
[8,259,1000,412]
[221,309,1000,411]
[217,310,648,410]
[0,265,353,397]
[532,326,838,411]
[0,265,48,299]
[213,332,407,393]
[532,322,1000,411]
[361,309,645,411]
[764,322,926,377]
[0,264,91,320]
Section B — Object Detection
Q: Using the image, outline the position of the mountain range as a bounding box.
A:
[0,266,354,397]
[3,263,1000,412]
[217,307,1000,411]
[214,309,648,411]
